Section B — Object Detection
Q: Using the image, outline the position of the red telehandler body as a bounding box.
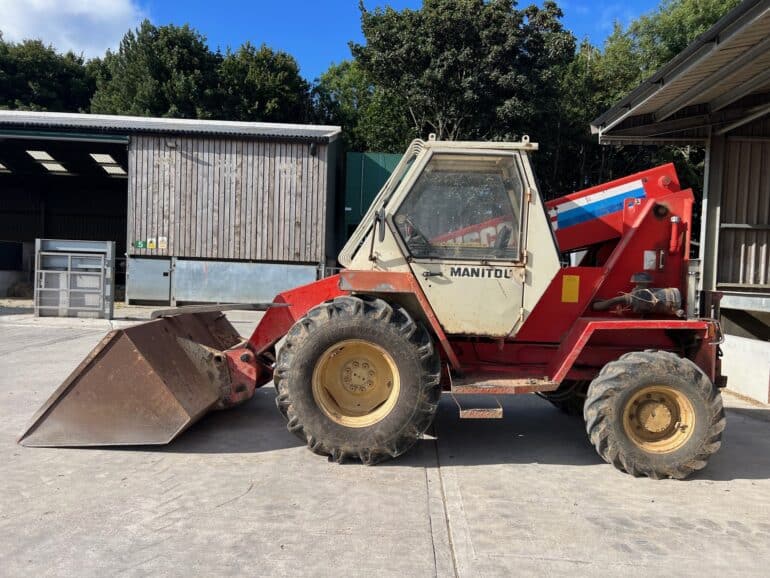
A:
[20,137,726,479]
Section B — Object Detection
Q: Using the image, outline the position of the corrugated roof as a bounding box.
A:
[592,0,770,144]
[0,110,341,143]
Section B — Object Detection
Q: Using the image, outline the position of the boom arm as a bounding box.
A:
[547,164,684,252]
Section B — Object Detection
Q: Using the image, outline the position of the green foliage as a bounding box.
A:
[87,22,312,122]
[627,0,742,77]
[544,0,739,198]
[89,22,310,122]
[90,20,221,118]
[312,60,412,151]
[0,33,93,112]
[0,0,746,200]
[351,0,575,143]
[218,42,309,122]
[332,0,737,197]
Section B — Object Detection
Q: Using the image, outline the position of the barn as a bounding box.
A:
[0,111,341,304]
[592,0,770,402]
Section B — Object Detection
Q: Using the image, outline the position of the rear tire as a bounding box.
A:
[274,296,441,464]
[584,350,725,480]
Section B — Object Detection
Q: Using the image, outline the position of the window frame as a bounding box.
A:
[388,149,529,264]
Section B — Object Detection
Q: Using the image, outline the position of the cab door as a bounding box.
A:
[391,150,528,337]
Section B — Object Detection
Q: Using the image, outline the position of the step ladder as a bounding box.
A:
[450,394,503,419]
[449,373,557,419]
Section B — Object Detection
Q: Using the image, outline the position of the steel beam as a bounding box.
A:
[720,292,770,313]
[715,102,770,134]
[655,32,770,122]
[710,67,770,112]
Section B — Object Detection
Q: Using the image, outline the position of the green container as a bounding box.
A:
[344,152,401,237]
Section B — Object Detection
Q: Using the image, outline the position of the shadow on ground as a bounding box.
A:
[51,387,770,481]
[406,396,770,482]
[696,406,770,481]
[398,394,603,469]
[103,388,305,455]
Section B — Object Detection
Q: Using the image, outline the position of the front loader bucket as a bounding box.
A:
[19,312,242,447]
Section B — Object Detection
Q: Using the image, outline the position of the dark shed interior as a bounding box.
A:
[0,137,128,278]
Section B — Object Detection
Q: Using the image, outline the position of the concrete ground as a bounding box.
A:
[1,304,770,577]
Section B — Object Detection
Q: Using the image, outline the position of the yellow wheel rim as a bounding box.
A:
[312,339,400,428]
[622,385,695,454]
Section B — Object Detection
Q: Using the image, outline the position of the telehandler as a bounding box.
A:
[20,136,726,480]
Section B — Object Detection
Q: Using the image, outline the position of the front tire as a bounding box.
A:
[274,296,441,464]
[584,350,725,479]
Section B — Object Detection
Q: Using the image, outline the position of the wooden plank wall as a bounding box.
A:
[717,115,770,288]
[127,135,329,263]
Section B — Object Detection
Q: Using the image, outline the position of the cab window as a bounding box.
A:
[394,153,523,260]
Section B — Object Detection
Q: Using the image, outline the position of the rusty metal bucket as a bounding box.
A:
[18,312,243,447]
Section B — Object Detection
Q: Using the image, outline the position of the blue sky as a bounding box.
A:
[146,0,660,80]
[1,0,660,80]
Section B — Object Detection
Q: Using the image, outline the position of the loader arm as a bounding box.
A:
[247,275,344,354]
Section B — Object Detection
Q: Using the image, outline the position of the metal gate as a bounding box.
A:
[34,239,115,319]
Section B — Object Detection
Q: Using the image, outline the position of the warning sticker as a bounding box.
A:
[561,275,580,303]
[643,250,657,270]
[159,236,168,250]
[147,237,157,250]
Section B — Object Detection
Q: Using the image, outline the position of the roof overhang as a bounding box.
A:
[592,0,770,145]
[0,110,342,144]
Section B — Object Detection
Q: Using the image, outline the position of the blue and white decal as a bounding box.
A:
[550,180,646,231]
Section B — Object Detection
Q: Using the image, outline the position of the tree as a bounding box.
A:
[90,20,220,118]
[545,0,741,198]
[217,42,309,123]
[0,33,93,112]
[312,60,412,151]
[351,0,575,143]
[627,0,742,78]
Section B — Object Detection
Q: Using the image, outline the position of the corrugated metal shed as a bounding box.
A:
[714,125,769,290]
[128,134,333,263]
[0,137,130,256]
[0,110,341,143]
[0,111,342,300]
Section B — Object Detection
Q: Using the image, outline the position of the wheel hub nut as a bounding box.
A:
[342,358,376,393]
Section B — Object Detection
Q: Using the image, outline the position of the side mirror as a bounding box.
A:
[369,208,387,262]
[377,208,387,243]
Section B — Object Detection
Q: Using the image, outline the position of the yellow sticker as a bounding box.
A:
[561,275,580,303]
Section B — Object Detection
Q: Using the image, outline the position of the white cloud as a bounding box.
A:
[0,0,145,58]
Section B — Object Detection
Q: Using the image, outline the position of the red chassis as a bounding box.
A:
[232,163,722,398]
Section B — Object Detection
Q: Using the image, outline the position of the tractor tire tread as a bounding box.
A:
[584,350,725,480]
[274,295,441,465]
